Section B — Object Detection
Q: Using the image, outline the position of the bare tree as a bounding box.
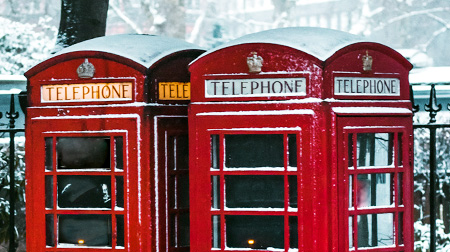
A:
[56,0,109,49]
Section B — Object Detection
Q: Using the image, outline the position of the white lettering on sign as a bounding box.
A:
[334,77,400,96]
[41,82,133,102]
[205,78,306,98]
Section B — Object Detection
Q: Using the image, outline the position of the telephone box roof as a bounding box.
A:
[26,34,204,76]
[193,27,366,62]
[55,34,203,68]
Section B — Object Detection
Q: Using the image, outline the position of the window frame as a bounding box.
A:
[207,129,302,251]
[43,132,128,250]
[338,119,412,252]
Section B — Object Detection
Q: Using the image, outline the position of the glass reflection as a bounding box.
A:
[211,175,220,209]
[46,214,54,247]
[212,215,220,248]
[58,214,112,246]
[357,133,393,167]
[116,215,124,247]
[58,175,111,208]
[289,216,298,248]
[45,175,53,209]
[356,174,393,208]
[288,134,297,168]
[176,135,189,170]
[115,137,123,171]
[225,134,283,168]
[225,175,284,208]
[57,137,110,170]
[211,135,220,170]
[357,213,394,248]
[226,215,284,249]
[45,138,53,171]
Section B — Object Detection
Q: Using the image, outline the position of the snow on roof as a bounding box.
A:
[54,34,204,68]
[409,66,450,85]
[194,27,367,62]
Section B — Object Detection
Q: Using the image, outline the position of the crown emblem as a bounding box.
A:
[77,58,95,78]
[362,50,373,72]
[247,52,263,73]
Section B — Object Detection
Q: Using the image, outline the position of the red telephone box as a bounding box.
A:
[24,34,204,251]
[188,27,414,252]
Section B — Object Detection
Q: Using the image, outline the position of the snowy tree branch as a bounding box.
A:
[372,7,450,32]
[110,1,144,34]
[425,13,450,28]
[422,26,448,51]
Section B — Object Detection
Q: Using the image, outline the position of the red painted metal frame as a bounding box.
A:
[189,39,413,252]
[26,115,140,251]
[189,112,315,252]
[43,133,127,251]
[25,43,202,251]
[156,117,190,252]
[336,117,413,252]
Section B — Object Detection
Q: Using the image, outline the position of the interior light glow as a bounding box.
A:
[248,239,255,245]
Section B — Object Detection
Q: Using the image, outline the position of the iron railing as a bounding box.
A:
[1,93,25,252]
[411,84,450,252]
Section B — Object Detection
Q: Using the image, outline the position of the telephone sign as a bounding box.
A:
[158,82,190,100]
[41,82,133,102]
[334,77,400,96]
[205,77,306,97]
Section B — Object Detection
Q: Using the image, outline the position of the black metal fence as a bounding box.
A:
[412,84,450,252]
[0,93,25,252]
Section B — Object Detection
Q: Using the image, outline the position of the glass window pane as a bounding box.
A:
[116,215,124,247]
[288,134,297,168]
[212,215,220,248]
[357,213,394,248]
[46,175,53,209]
[289,175,297,208]
[170,214,176,247]
[46,214,54,247]
[348,134,353,168]
[59,214,112,247]
[225,175,284,208]
[226,215,284,249]
[179,213,190,247]
[211,176,220,209]
[169,136,176,171]
[169,176,176,208]
[349,175,353,208]
[211,135,220,170]
[357,133,393,167]
[116,176,124,209]
[398,173,403,206]
[225,134,283,168]
[398,133,403,166]
[57,137,110,170]
[58,175,111,208]
[349,216,353,249]
[45,138,53,171]
[356,173,393,208]
[398,212,404,245]
[115,137,123,171]
[178,174,189,209]
[289,216,298,248]
[176,135,189,170]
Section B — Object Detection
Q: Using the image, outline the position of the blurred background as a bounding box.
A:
[1,0,450,75]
